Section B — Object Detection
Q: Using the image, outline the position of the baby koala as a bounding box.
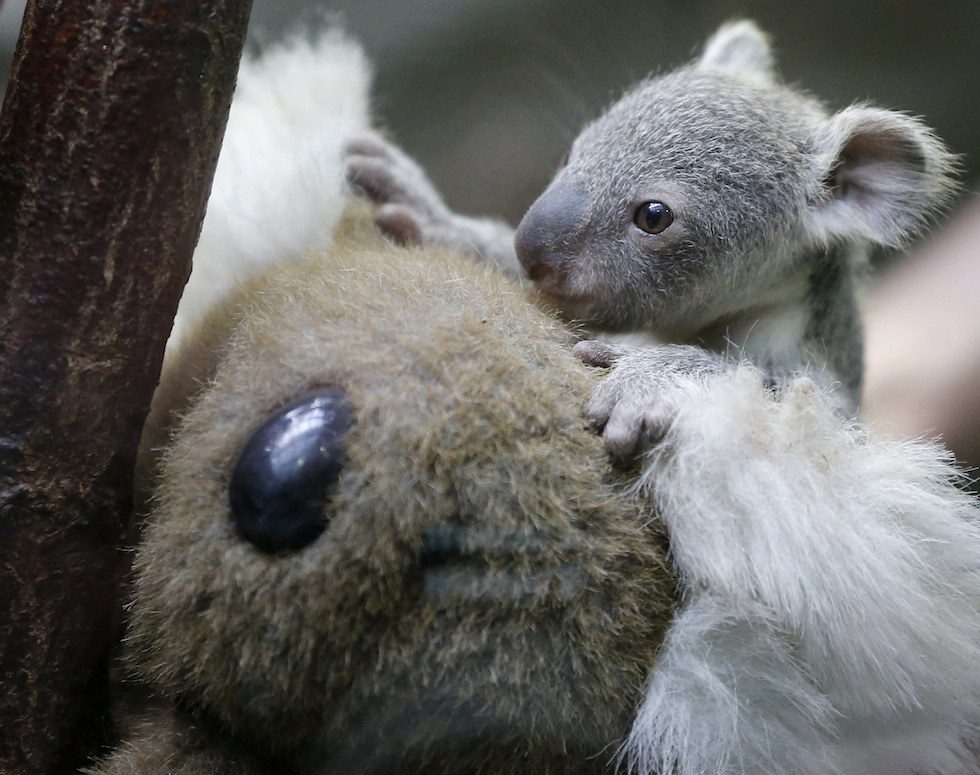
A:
[346,21,955,458]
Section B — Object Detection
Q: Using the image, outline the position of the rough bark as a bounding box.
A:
[0,1,252,773]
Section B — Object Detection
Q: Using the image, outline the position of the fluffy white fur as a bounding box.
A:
[168,28,371,350]
[626,368,980,775]
[184,26,980,775]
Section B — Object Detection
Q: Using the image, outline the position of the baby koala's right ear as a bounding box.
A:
[697,20,775,82]
[806,106,959,247]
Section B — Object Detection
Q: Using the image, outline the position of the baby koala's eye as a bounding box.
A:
[633,201,673,235]
[229,387,353,554]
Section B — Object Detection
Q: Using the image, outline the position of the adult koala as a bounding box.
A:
[93,25,980,775]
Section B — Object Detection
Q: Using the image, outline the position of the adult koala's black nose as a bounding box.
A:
[514,181,588,283]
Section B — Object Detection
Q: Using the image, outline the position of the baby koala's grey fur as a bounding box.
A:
[346,21,956,425]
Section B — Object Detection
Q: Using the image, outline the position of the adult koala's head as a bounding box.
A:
[113,210,676,775]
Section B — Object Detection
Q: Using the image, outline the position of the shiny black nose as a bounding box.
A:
[514,181,588,282]
[229,387,353,553]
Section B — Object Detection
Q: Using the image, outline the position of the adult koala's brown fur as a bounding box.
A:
[94,205,677,775]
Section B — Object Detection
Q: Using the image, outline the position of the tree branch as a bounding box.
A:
[0,1,252,772]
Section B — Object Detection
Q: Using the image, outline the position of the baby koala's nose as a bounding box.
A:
[514,181,588,283]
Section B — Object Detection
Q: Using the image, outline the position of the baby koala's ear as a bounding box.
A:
[697,20,774,82]
[807,106,958,247]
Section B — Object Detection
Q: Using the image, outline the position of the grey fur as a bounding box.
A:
[345,20,956,429]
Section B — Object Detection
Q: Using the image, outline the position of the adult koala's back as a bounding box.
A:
[102,207,676,774]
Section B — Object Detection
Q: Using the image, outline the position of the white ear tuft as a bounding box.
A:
[697,20,774,81]
[168,29,372,351]
[808,106,958,247]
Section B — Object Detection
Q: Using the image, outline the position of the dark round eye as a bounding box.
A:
[633,201,673,235]
[229,387,353,553]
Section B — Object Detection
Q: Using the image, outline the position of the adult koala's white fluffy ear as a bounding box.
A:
[168,29,371,351]
[696,20,774,81]
[808,105,958,247]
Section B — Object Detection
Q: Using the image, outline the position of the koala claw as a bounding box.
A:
[580,353,667,462]
[374,203,423,246]
[606,399,675,455]
[572,339,632,369]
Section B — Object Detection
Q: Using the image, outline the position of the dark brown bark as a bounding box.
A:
[0,1,252,773]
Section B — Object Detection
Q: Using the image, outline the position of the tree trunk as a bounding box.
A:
[0,1,252,773]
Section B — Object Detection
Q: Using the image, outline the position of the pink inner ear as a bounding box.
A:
[832,128,928,203]
[814,107,955,248]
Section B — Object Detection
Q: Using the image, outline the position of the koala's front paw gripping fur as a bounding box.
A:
[344,133,521,275]
[574,342,727,463]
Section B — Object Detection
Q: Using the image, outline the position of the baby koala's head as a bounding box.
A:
[516,21,956,336]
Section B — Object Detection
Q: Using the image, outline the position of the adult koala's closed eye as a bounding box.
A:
[346,20,956,444]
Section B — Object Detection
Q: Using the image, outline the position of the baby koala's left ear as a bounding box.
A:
[697,20,775,82]
[807,106,958,247]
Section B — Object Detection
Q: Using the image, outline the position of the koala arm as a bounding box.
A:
[344,133,522,277]
[596,347,980,774]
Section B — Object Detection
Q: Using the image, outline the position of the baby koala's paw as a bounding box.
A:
[344,132,454,246]
[344,133,517,270]
[574,341,727,464]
